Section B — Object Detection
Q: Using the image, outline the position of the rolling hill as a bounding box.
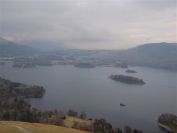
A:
[19,39,69,51]
[0,38,176,69]
[112,42,177,69]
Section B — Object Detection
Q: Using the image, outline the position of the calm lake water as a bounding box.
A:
[0,62,176,133]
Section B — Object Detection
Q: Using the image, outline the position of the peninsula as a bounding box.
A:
[157,114,177,133]
[0,77,45,98]
[109,75,145,84]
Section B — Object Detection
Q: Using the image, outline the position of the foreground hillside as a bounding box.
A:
[0,121,90,133]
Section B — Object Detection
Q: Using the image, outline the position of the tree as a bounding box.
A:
[12,110,17,121]
[124,126,132,133]
[2,111,10,120]
[80,111,87,119]
[116,128,123,133]
[134,129,138,133]
[67,109,78,117]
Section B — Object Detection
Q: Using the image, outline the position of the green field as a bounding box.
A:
[0,121,91,133]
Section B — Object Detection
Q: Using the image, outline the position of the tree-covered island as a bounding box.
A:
[109,75,145,84]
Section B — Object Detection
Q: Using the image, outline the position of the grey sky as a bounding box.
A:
[1,0,176,49]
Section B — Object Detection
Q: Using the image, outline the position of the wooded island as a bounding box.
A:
[109,75,145,84]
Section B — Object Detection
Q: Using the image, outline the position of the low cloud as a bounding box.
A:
[1,0,176,49]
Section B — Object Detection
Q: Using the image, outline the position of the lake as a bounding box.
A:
[0,62,176,133]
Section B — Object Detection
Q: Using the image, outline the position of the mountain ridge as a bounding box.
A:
[0,37,176,69]
[18,39,69,51]
[0,37,40,57]
[113,42,177,69]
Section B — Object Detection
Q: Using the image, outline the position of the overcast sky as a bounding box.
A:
[1,0,176,49]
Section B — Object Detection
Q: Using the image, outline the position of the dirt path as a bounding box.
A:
[6,125,33,133]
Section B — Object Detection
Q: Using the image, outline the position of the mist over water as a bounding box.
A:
[0,62,176,133]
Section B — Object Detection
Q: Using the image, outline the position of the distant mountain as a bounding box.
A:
[0,38,40,57]
[18,39,69,51]
[113,42,177,69]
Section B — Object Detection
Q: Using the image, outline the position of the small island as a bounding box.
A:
[109,75,145,84]
[120,103,125,106]
[74,62,96,68]
[125,69,137,73]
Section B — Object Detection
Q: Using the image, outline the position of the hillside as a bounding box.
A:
[0,38,40,57]
[0,121,90,133]
[112,42,177,69]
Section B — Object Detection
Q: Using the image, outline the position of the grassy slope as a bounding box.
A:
[64,116,92,127]
[0,121,90,133]
[0,125,24,133]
